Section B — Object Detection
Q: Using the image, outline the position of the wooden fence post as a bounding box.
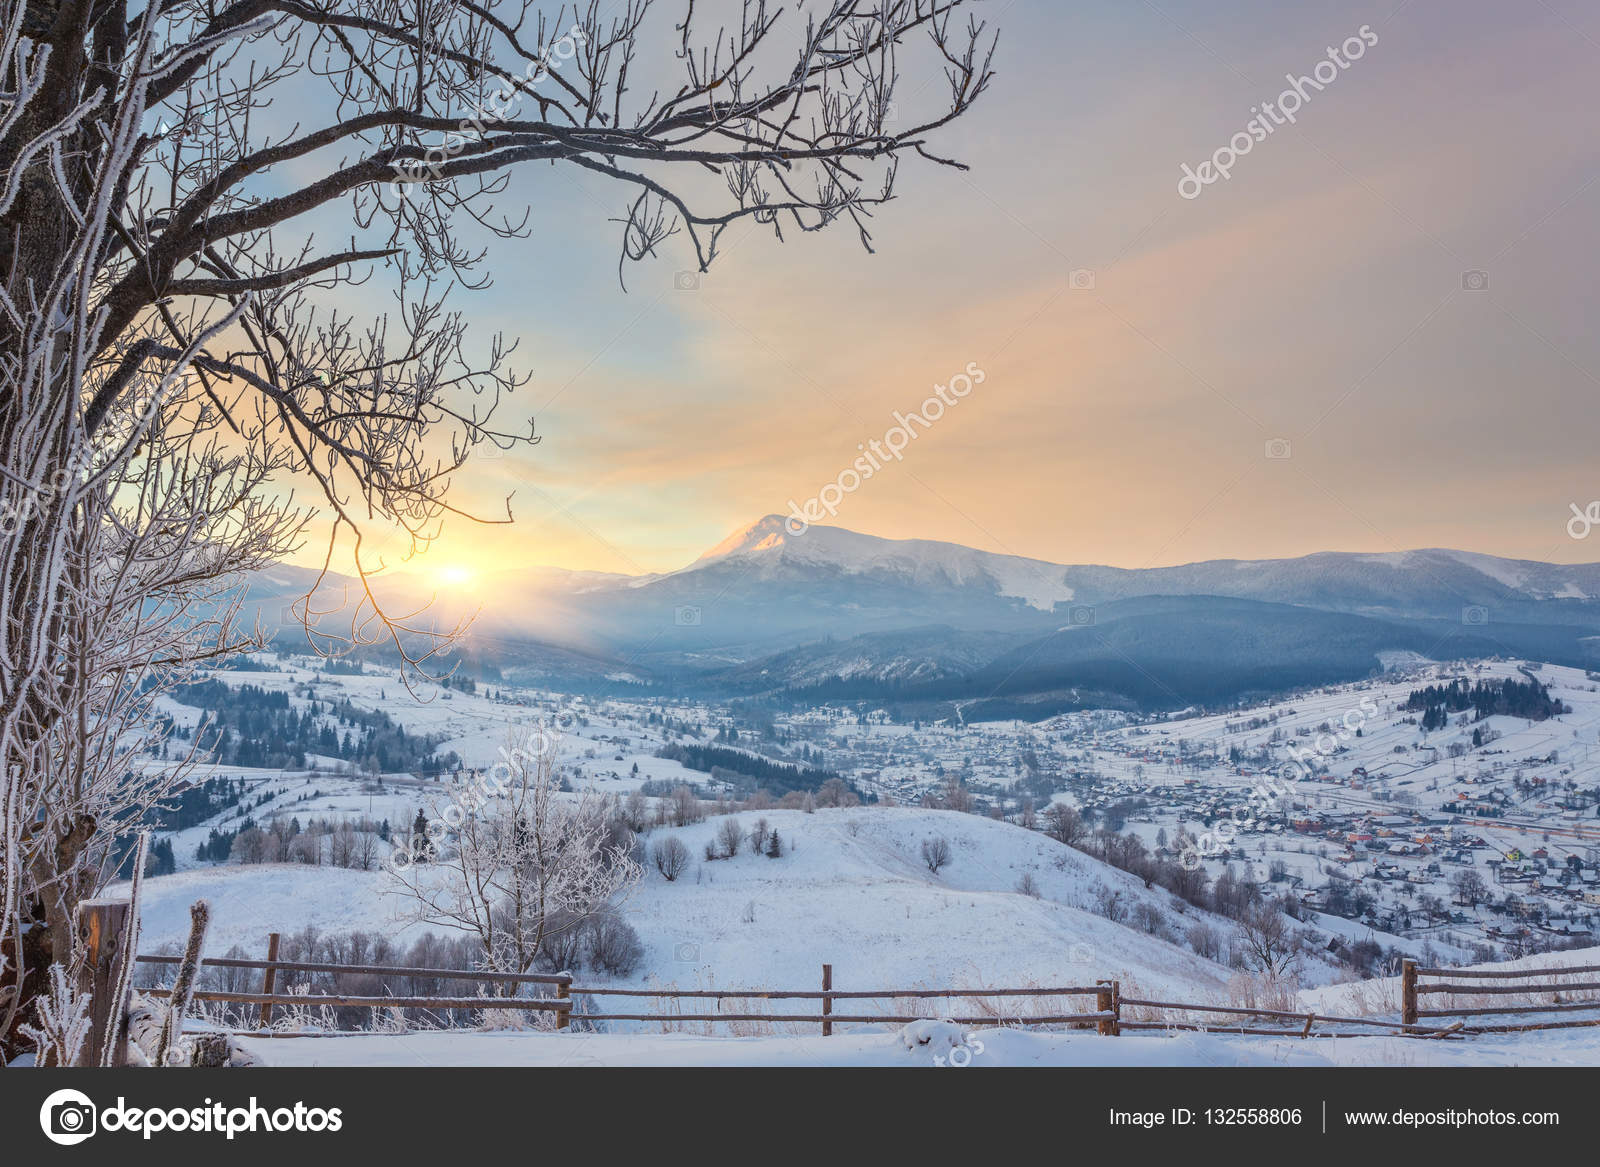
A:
[77,900,132,1067]
[821,964,833,1036]
[1401,960,1418,1032]
[557,977,571,1029]
[1096,979,1119,1036]
[257,932,280,1029]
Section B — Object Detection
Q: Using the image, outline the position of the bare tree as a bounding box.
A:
[391,729,641,976]
[0,0,997,1048]
[1043,804,1086,848]
[652,835,689,881]
[920,834,950,875]
[939,776,974,813]
[716,816,743,859]
[1236,904,1299,978]
[669,785,704,827]
[1451,868,1489,908]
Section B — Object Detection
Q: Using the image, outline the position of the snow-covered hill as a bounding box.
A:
[132,806,1240,1003]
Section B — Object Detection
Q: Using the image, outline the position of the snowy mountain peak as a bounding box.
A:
[688,516,1076,611]
[694,515,798,563]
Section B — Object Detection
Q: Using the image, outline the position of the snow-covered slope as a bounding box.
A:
[132,807,1237,1002]
[618,807,1235,1000]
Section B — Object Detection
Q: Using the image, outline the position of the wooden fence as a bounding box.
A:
[1401,958,1600,1035]
[125,930,1595,1043]
[136,935,576,1029]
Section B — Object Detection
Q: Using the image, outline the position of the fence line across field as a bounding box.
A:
[116,923,1600,1049]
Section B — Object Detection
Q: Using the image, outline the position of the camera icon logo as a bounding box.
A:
[1461,269,1489,291]
[1462,605,1490,626]
[1069,268,1096,291]
[674,941,701,962]
[40,1089,97,1146]
[1264,437,1292,460]
[674,605,702,627]
[674,270,701,291]
[1067,605,1096,627]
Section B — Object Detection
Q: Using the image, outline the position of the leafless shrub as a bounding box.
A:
[670,786,705,827]
[1044,805,1087,847]
[653,836,690,882]
[1092,883,1128,924]
[585,913,644,978]
[1186,921,1223,962]
[1236,905,1300,978]
[1132,902,1167,937]
[921,835,952,875]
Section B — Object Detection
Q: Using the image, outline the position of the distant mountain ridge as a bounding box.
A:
[244,518,1600,712]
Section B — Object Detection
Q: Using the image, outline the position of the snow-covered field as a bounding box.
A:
[235,1021,1600,1068]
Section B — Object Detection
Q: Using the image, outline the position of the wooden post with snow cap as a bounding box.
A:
[1401,959,1418,1032]
[821,964,833,1036]
[78,899,132,1066]
[258,932,280,1029]
[557,973,571,1029]
[1096,979,1117,1036]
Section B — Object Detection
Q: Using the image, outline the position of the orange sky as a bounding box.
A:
[294,0,1600,581]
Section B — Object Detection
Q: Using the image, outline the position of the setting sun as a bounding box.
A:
[435,565,476,587]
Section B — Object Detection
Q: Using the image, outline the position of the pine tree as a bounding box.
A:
[412,809,430,863]
[766,829,782,858]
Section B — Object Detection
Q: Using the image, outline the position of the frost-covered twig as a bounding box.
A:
[154,898,210,1068]
[16,964,91,1067]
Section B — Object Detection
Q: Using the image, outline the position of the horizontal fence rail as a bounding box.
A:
[144,989,571,1012]
[1402,959,1600,1035]
[565,985,1103,999]
[135,953,573,986]
[1413,963,1600,980]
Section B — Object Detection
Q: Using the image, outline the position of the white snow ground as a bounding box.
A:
[235,1023,1600,1068]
